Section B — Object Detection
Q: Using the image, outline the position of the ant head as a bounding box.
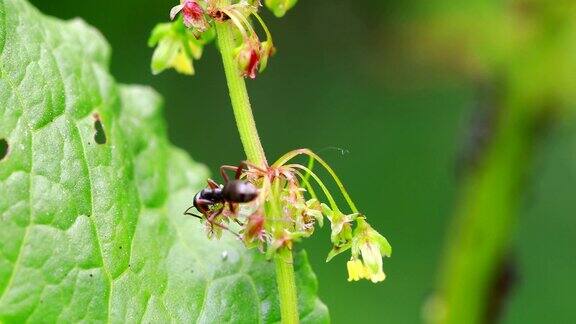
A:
[225,180,259,203]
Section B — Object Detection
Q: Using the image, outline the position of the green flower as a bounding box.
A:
[292,198,323,237]
[258,40,276,73]
[351,219,392,283]
[303,199,324,227]
[323,204,359,261]
[148,21,214,76]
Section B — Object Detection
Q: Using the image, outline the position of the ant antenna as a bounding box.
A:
[317,146,350,156]
[184,206,203,219]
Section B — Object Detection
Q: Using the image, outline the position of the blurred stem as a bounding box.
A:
[215,18,299,324]
[430,89,542,324]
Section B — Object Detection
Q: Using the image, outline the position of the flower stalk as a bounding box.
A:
[215,16,299,323]
[214,19,267,166]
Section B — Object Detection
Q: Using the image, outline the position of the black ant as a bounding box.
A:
[185,162,259,233]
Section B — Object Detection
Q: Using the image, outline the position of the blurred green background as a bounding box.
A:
[30,0,576,323]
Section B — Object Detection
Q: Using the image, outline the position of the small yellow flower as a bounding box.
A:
[347,259,368,281]
[348,219,391,283]
[172,50,194,75]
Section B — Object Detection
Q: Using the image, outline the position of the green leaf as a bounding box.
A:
[0,0,328,322]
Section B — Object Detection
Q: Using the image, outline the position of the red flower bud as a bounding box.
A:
[244,213,265,242]
[170,0,208,31]
[237,40,262,79]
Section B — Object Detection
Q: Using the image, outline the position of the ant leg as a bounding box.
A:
[242,161,267,173]
[219,167,230,183]
[204,207,222,234]
[234,162,249,180]
[207,179,219,189]
[206,208,242,240]
[207,206,224,224]
[212,221,242,240]
[228,201,237,214]
[221,162,265,181]
[220,165,239,183]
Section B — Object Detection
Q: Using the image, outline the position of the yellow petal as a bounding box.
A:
[188,40,204,59]
[173,51,194,75]
[347,260,364,281]
[369,269,386,283]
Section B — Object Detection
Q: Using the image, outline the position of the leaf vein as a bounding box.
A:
[0,62,33,306]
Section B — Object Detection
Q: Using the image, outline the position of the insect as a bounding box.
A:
[185,162,259,231]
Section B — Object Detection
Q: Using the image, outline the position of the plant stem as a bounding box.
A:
[215,18,300,324]
[429,86,542,324]
[215,16,267,166]
[275,248,300,324]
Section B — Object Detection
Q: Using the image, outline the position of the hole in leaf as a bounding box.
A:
[0,139,8,161]
[93,114,107,145]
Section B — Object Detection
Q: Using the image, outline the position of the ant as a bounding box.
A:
[185,162,259,234]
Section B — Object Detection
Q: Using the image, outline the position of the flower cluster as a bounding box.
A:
[196,149,392,283]
[150,0,281,78]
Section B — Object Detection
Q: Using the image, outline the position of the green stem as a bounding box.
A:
[429,89,542,324]
[275,248,300,324]
[215,19,299,324]
[287,164,339,211]
[215,17,267,166]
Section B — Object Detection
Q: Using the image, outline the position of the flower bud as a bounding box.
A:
[170,0,209,31]
[322,204,358,246]
[236,40,262,79]
[243,212,265,242]
[322,204,361,261]
[149,20,206,76]
[265,0,298,17]
[259,40,276,72]
[151,37,191,75]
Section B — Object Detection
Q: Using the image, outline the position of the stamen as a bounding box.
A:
[219,10,246,39]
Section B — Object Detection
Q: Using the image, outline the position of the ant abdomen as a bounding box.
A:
[223,180,258,203]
